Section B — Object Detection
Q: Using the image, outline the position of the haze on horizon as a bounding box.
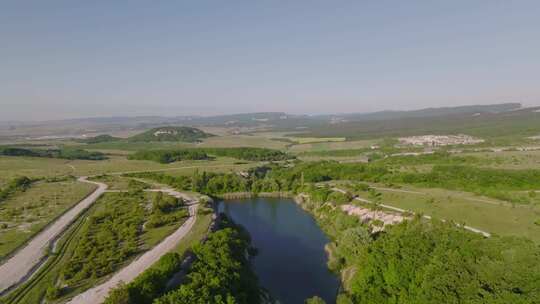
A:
[1,1,539,121]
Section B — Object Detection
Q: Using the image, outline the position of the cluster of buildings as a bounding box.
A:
[398,134,484,147]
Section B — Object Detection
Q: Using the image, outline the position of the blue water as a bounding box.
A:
[219,198,339,304]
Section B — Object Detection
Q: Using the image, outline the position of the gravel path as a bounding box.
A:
[66,189,198,304]
[0,177,107,294]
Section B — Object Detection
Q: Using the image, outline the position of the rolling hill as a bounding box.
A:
[128,126,214,143]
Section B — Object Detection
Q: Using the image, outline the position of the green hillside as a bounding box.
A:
[128,126,214,143]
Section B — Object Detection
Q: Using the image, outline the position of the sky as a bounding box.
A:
[1,1,539,121]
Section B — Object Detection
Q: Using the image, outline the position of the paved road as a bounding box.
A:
[0,177,107,294]
[66,189,198,304]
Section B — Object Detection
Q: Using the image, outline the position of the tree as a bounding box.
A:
[338,227,371,262]
[305,296,326,304]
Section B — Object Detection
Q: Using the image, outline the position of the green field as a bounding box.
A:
[0,180,96,259]
[0,155,258,178]
[337,181,540,243]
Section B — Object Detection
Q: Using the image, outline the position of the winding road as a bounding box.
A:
[66,188,198,304]
[0,177,108,294]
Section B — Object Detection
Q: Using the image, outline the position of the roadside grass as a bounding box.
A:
[88,175,147,191]
[0,180,96,259]
[173,211,213,256]
[338,182,540,243]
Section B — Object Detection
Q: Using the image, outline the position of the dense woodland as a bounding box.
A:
[0,146,107,160]
[128,149,210,164]
[128,147,293,164]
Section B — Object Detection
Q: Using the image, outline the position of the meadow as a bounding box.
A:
[333,181,540,243]
[0,180,96,259]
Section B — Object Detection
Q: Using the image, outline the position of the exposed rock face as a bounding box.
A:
[341,204,408,232]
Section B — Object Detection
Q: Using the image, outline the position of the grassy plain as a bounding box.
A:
[338,182,540,243]
[460,149,540,169]
[287,139,377,153]
[0,153,260,180]
[0,180,96,259]
[0,156,74,184]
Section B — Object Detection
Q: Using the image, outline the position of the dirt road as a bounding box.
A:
[66,189,198,304]
[0,177,107,294]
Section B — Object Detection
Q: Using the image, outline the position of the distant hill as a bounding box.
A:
[128,126,214,142]
[76,134,121,144]
[320,103,522,122]
[289,105,540,143]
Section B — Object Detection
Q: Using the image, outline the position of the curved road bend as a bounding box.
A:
[0,177,108,294]
[67,189,198,304]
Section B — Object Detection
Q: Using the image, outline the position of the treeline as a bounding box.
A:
[105,215,262,304]
[128,147,294,164]
[129,159,540,203]
[201,147,293,161]
[124,162,383,197]
[0,146,107,160]
[0,176,33,202]
[394,164,540,196]
[76,134,121,144]
[128,150,210,164]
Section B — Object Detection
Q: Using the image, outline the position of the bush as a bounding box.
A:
[305,296,326,304]
[45,285,62,300]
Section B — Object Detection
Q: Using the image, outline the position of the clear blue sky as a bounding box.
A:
[1,1,539,121]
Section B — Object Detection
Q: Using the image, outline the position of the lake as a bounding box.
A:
[219,197,340,304]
